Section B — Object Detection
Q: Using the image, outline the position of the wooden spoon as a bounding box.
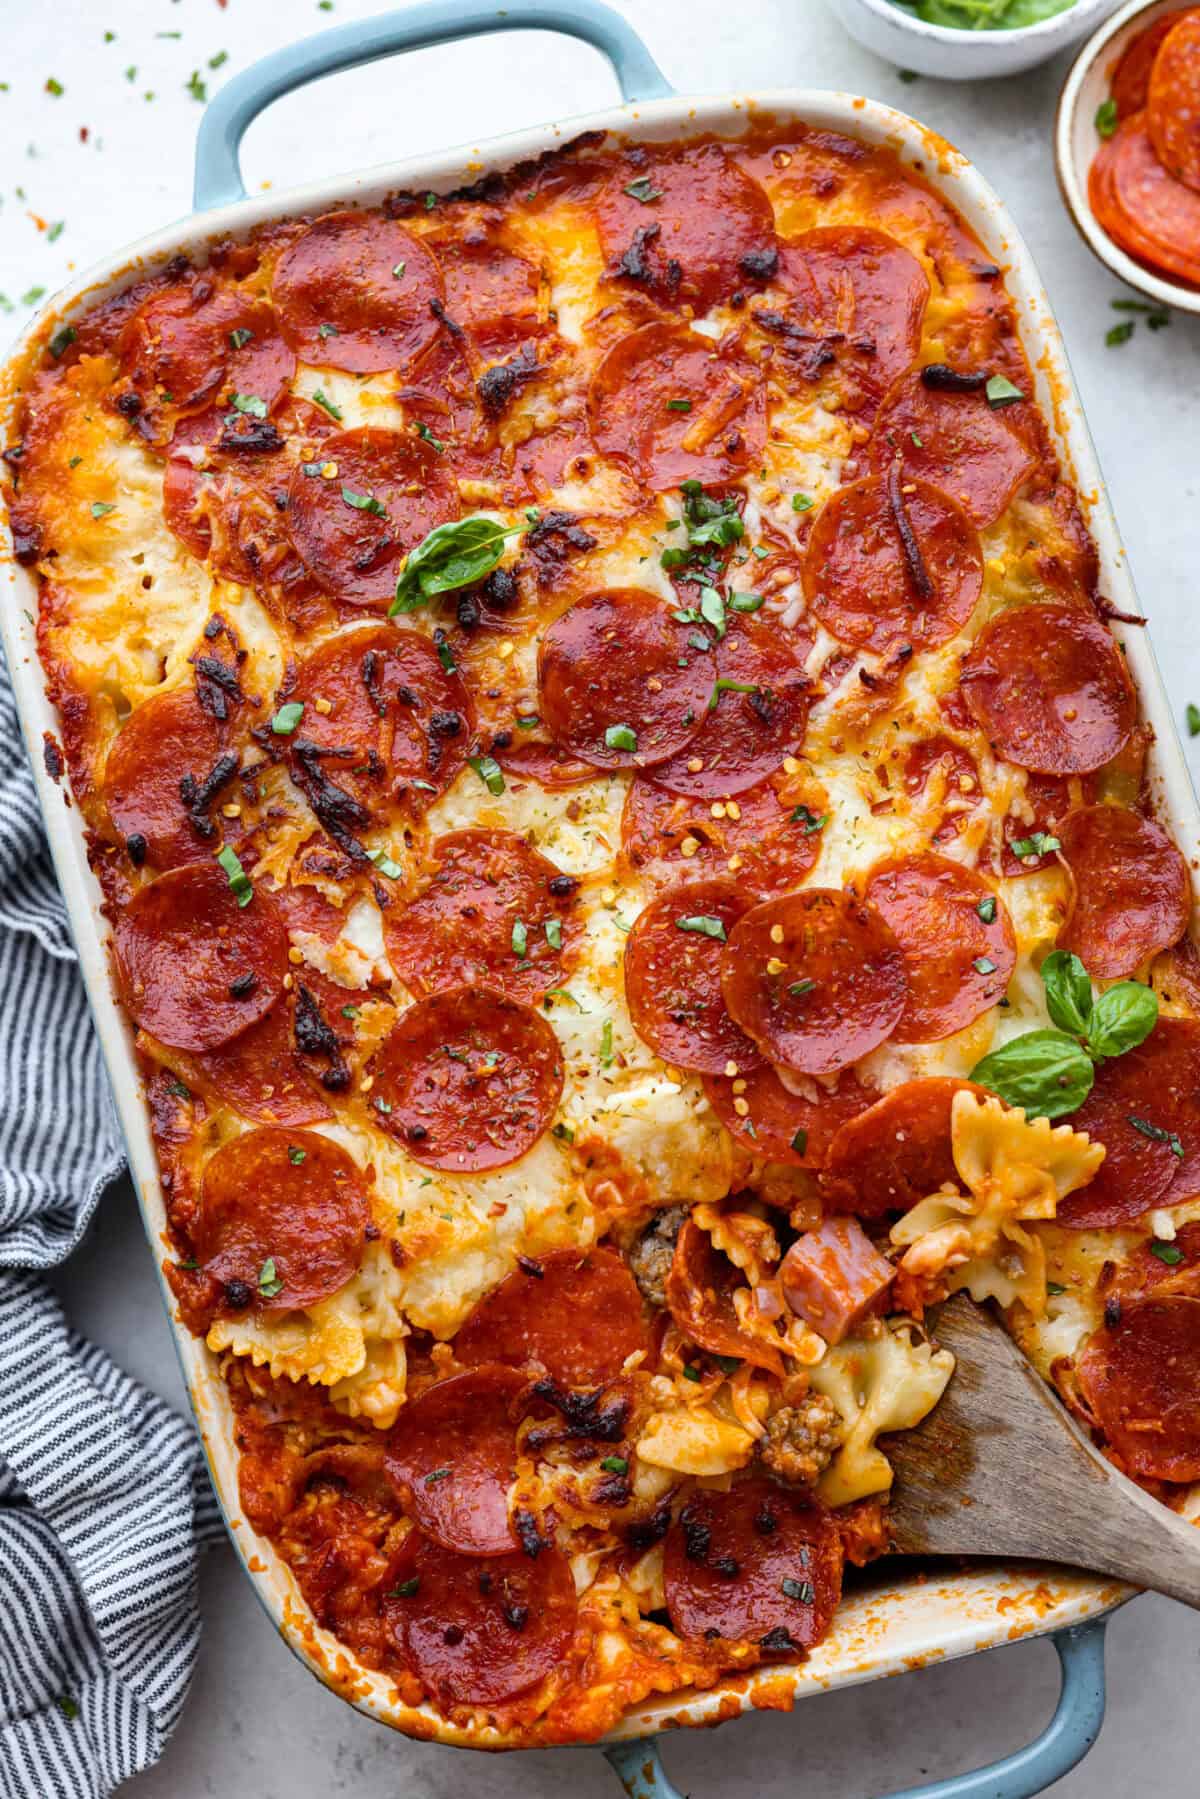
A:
[884,1294,1200,1608]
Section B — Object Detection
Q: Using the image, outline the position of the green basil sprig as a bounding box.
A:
[390,515,522,617]
[970,951,1158,1120]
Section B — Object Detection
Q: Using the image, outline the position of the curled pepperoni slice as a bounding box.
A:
[755,227,929,416]
[802,474,982,657]
[666,1217,784,1375]
[114,862,286,1052]
[650,615,814,798]
[903,734,983,851]
[384,1366,526,1555]
[286,428,459,609]
[537,589,710,771]
[961,601,1135,777]
[1057,806,1189,979]
[116,281,275,438]
[183,995,332,1127]
[868,369,1038,530]
[1089,115,1200,286]
[862,853,1015,1043]
[383,829,580,1004]
[272,211,444,373]
[587,323,766,492]
[434,230,543,356]
[1113,13,1179,116]
[1059,1019,1200,1229]
[621,775,822,898]
[367,987,563,1172]
[1106,1221,1200,1303]
[598,144,777,313]
[385,1535,577,1708]
[1148,13,1200,192]
[995,770,1095,879]
[102,686,226,870]
[194,1127,368,1312]
[820,1078,983,1216]
[289,624,472,820]
[624,880,763,1076]
[1075,1296,1200,1482]
[454,1247,650,1388]
[664,1480,843,1650]
[492,739,596,790]
[702,1064,875,1168]
[722,889,907,1077]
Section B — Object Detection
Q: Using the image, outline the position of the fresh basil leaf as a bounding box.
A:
[699,586,727,639]
[969,1029,1094,1120]
[391,515,517,615]
[1040,950,1093,1037]
[1086,980,1158,1060]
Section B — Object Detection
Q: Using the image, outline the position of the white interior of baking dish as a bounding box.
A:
[5,85,1194,1746]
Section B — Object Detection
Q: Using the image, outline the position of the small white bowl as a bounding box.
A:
[1056,0,1200,311]
[831,0,1126,80]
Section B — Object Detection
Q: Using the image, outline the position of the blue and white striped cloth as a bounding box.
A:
[0,662,223,1798]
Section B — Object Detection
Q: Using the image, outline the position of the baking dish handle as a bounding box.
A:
[603,1618,1108,1799]
[192,0,674,211]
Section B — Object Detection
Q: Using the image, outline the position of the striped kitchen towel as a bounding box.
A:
[0,663,224,1799]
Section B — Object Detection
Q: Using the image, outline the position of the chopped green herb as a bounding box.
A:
[1046,1281,1067,1296]
[898,68,919,83]
[976,896,997,924]
[1094,98,1119,139]
[516,713,540,730]
[414,420,445,453]
[676,914,728,941]
[545,989,585,1011]
[665,398,692,413]
[985,374,1024,408]
[468,754,505,796]
[228,391,267,419]
[1188,703,1200,737]
[1129,1115,1185,1158]
[216,844,253,907]
[707,677,758,713]
[258,1257,284,1300]
[623,176,662,203]
[209,50,229,70]
[752,544,769,560]
[270,701,305,735]
[317,321,338,340]
[424,1466,451,1483]
[167,1078,192,1101]
[699,585,727,639]
[68,456,81,469]
[599,1018,614,1066]
[423,192,438,210]
[552,1120,576,1142]
[1106,320,1135,347]
[787,979,815,998]
[973,956,997,975]
[605,723,638,753]
[388,1577,420,1598]
[730,592,764,612]
[681,1364,702,1382]
[392,261,406,280]
[47,220,64,244]
[311,388,343,421]
[287,1145,307,1165]
[600,1456,628,1474]
[433,630,456,673]
[1150,1239,1185,1265]
[48,323,76,359]
[229,326,254,350]
[392,514,519,615]
[791,492,814,512]
[90,500,116,518]
[56,1695,78,1721]
[511,918,528,958]
[791,1128,808,1156]
[341,1005,360,1020]
[545,918,563,950]
[340,484,386,515]
[791,804,827,834]
[185,71,207,102]
[367,846,404,881]
[45,77,64,97]
[1009,831,1060,859]
[21,286,46,305]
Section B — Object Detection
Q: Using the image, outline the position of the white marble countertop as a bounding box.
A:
[5,0,1200,1792]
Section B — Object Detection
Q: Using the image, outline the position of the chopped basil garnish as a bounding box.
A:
[707,677,758,713]
[605,723,638,753]
[1009,830,1060,859]
[511,918,528,958]
[1129,1116,1185,1159]
[228,391,267,418]
[392,261,407,280]
[433,630,456,674]
[676,914,727,941]
[270,700,304,735]
[791,804,827,834]
[468,754,506,796]
[367,846,404,880]
[1106,320,1135,348]
[600,1456,628,1474]
[1094,98,1118,139]
[976,896,997,924]
[985,374,1024,408]
[791,492,814,512]
[665,398,692,413]
[414,420,446,453]
[311,388,343,421]
[216,844,253,907]
[699,586,727,639]
[681,1364,702,1382]
[90,501,116,518]
[787,979,815,998]
[730,592,764,612]
[545,918,563,950]
[287,1145,306,1165]
[317,321,338,340]
[388,1577,420,1598]
[229,326,254,350]
[623,176,662,203]
[258,1257,284,1300]
[553,1120,576,1142]
[48,323,77,359]
[599,1018,614,1066]
[1188,703,1200,738]
[341,485,386,515]
[973,956,996,975]
[1046,1281,1067,1296]
[791,1128,808,1155]
[1150,1239,1185,1265]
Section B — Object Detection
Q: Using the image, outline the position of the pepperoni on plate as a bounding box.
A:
[272,210,444,372]
[868,369,1038,530]
[862,853,1014,1043]
[597,144,777,313]
[621,775,823,897]
[665,1217,784,1374]
[383,829,579,1004]
[537,589,711,771]
[384,1365,527,1555]
[286,427,459,609]
[1058,1019,1200,1229]
[702,1064,875,1168]
[664,1479,843,1649]
[1148,12,1200,192]
[650,614,815,798]
[193,1126,368,1312]
[114,861,286,1052]
[960,600,1135,777]
[1056,805,1189,979]
[802,474,982,657]
[186,994,333,1127]
[722,889,907,1077]
[385,1534,577,1708]
[454,1246,651,1388]
[367,987,563,1172]
[103,685,227,870]
[587,323,766,492]
[1074,1296,1200,1482]
[1089,114,1200,287]
[623,879,763,1075]
[820,1078,983,1216]
[1112,12,1180,117]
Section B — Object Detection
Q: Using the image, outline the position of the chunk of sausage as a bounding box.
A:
[628,1205,690,1309]
[758,1394,843,1487]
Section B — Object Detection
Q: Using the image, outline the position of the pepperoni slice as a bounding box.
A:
[868,369,1038,530]
[650,615,814,798]
[1057,806,1189,979]
[702,1064,875,1167]
[272,211,444,373]
[434,230,543,355]
[621,775,822,897]
[994,770,1096,879]
[862,854,1014,1043]
[288,623,473,820]
[537,589,711,771]
[960,601,1135,777]
[193,1127,368,1312]
[102,686,227,870]
[756,227,929,416]
[383,829,579,1004]
[1058,1019,1200,1229]
[114,862,286,1052]
[820,1078,983,1216]
[454,1247,650,1388]
[286,428,459,609]
[902,734,983,851]
[664,1480,843,1649]
[367,987,563,1172]
[1113,13,1179,117]
[623,880,763,1075]
[666,1217,784,1374]
[186,995,332,1126]
[384,1366,527,1555]
[722,889,907,1076]
[116,281,275,437]
[385,1535,577,1708]
[1089,114,1200,286]
[802,474,982,657]
[1075,1296,1200,1482]
[587,323,766,492]
[492,739,596,790]
[1108,1221,1200,1303]
[598,144,777,313]
[1148,13,1200,192]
